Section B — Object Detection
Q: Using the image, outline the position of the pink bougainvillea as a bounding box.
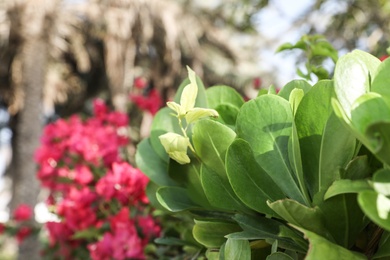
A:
[35,99,160,260]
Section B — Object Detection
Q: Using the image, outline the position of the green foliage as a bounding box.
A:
[277,34,338,81]
[136,50,390,259]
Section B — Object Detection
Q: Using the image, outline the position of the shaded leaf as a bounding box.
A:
[226,139,284,215]
[293,226,366,260]
[193,219,241,248]
[156,186,199,212]
[358,190,390,231]
[236,95,306,204]
[324,179,372,200]
[278,80,311,101]
[224,238,251,260]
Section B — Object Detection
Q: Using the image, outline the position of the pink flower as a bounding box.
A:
[96,162,149,205]
[13,204,33,222]
[130,89,162,115]
[16,226,32,243]
[0,223,5,234]
[88,208,145,260]
[253,77,262,89]
[137,215,161,246]
[379,55,389,61]
[134,77,147,89]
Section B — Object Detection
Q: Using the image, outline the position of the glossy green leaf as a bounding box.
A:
[289,88,304,116]
[224,238,251,260]
[294,226,366,260]
[288,121,310,205]
[145,181,166,211]
[295,80,335,197]
[334,50,380,118]
[226,139,284,215]
[201,165,250,213]
[236,95,306,204]
[267,199,332,241]
[278,80,311,101]
[156,186,199,212]
[314,112,356,203]
[371,57,390,105]
[136,139,175,186]
[358,190,390,231]
[324,179,372,200]
[193,219,241,248]
[193,119,236,178]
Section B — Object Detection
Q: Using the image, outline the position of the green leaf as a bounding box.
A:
[236,95,306,205]
[201,165,250,213]
[278,80,311,101]
[372,169,390,196]
[150,107,182,162]
[342,155,372,180]
[212,104,241,126]
[293,226,366,260]
[295,80,335,197]
[231,214,305,251]
[168,160,212,209]
[334,50,380,118]
[320,194,368,247]
[314,112,356,203]
[289,88,304,116]
[72,227,100,239]
[226,139,285,215]
[193,119,236,178]
[373,231,390,259]
[358,190,390,231]
[371,58,390,105]
[145,181,166,210]
[156,186,199,212]
[267,199,332,241]
[365,121,390,166]
[295,80,356,202]
[224,238,251,260]
[288,121,310,205]
[266,252,294,260]
[206,85,245,109]
[136,139,175,186]
[193,219,241,248]
[324,179,372,200]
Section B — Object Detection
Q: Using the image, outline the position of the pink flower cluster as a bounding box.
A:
[35,99,160,260]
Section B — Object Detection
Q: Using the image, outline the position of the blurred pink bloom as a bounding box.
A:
[13,204,33,222]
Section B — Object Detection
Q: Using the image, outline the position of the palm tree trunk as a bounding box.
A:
[9,0,58,259]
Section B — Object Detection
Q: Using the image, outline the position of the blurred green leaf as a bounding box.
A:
[324,179,372,200]
[156,186,199,212]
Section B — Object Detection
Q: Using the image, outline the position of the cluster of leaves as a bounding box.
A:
[34,99,160,260]
[277,34,338,81]
[136,56,390,259]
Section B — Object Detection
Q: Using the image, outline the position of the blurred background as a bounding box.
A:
[1,0,390,258]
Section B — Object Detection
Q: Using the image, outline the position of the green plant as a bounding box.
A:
[136,50,390,259]
[277,34,338,81]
